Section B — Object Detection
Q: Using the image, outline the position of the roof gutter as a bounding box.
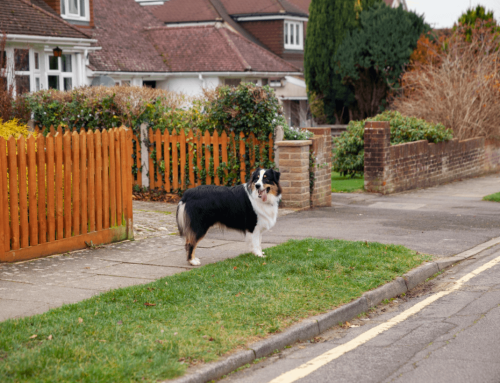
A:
[89,71,303,77]
[233,15,308,22]
[6,34,97,46]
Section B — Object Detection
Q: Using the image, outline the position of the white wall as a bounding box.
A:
[157,76,220,96]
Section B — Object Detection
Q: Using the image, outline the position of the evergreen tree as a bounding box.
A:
[304,0,381,123]
[456,5,498,41]
[334,3,428,119]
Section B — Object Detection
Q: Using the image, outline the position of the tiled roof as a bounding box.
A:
[285,0,311,15]
[147,25,300,73]
[89,0,168,72]
[0,0,91,39]
[148,0,308,24]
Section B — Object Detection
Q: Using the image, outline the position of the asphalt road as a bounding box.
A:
[222,243,500,383]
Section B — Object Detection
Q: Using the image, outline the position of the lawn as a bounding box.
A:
[331,171,364,193]
[0,239,430,382]
[483,192,500,202]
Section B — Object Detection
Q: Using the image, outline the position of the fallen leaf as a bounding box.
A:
[78,317,83,324]
[326,276,331,278]
[133,300,137,303]
[47,335,53,340]
[165,282,168,285]
[161,329,164,333]
[144,302,156,306]
[209,337,214,342]
[308,249,313,252]
[117,321,123,325]
[174,332,178,336]
[202,335,208,339]
[29,334,37,339]
[233,266,237,270]
[350,325,360,328]
[235,293,240,297]
[262,262,266,265]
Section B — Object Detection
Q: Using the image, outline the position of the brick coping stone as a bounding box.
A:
[276,140,312,147]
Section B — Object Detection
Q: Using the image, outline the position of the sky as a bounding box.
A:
[407,0,500,29]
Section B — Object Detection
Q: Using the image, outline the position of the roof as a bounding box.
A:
[148,0,308,24]
[0,0,91,39]
[285,0,310,15]
[89,0,168,72]
[146,25,300,73]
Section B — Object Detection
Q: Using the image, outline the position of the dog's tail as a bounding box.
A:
[176,201,189,237]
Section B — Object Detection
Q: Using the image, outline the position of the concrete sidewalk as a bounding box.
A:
[1,174,499,321]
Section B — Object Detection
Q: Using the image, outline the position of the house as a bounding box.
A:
[384,0,408,10]
[0,0,97,94]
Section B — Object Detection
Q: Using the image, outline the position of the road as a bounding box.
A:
[222,243,500,383]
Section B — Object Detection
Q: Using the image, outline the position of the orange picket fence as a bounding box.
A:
[131,129,274,190]
[0,127,133,263]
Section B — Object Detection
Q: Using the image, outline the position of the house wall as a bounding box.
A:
[364,121,500,194]
[157,76,220,96]
[42,0,95,27]
[239,20,284,56]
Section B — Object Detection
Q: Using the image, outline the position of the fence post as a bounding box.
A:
[140,123,149,188]
[274,125,284,167]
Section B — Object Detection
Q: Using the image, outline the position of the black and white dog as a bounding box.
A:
[176,168,282,266]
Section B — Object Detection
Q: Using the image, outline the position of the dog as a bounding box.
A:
[176,168,282,266]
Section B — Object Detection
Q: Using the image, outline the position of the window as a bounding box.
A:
[14,49,31,95]
[284,21,303,50]
[225,78,241,87]
[47,54,75,91]
[60,0,89,21]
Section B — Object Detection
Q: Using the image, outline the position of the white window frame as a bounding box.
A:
[284,20,303,50]
[1,48,41,95]
[60,0,90,22]
[46,53,76,91]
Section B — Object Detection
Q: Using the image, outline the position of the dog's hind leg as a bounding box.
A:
[186,234,205,266]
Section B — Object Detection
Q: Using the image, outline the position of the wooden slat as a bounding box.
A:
[248,132,256,171]
[95,130,103,231]
[63,131,72,238]
[55,132,64,240]
[114,128,123,226]
[71,132,80,236]
[134,134,142,186]
[125,128,133,238]
[163,130,170,192]
[17,136,28,249]
[7,137,19,250]
[187,130,195,188]
[239,132,246,183]
[27,135,38,246]
[171,130,178,190]
[120,129,129,228]
[221,131,228,181]
[148,128,154,189]
[0,138,10,251]
[38,134,47,243]
[87,131,96,232]
[196,131,202,186]
[79,131,87,235]
[269,132,274,162]
[179,129,186,189]
[213,130,220,185]
[155,129,162,189]
[108,129,117,227]
[204,130,211,185]
[50,125,55,136]
[102,130,110,230]
[46,134,56,242]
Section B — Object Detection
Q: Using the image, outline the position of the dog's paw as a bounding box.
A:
[253,251,266,258]
[189,258,201,266]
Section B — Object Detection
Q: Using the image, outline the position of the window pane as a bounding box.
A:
[284,22,288,45]
[49,56,59,70]
[35,77,41,91]
[290,23,294,45]
[34,53,39,70]
[296,24,299,45]
[1,51,6,69]
[64,78,72,91]
[48,75,59,90]
[61,0,65,14]
[69,0,78,14]
[62,55,72,73]
[15,49,29,71]
[225,78,241,87]
[80,0,86,16]
[16,75,30,94]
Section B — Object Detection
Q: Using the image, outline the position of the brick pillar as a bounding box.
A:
[364,121,390,194]
[276,140,312,208]
[305,128,332,207]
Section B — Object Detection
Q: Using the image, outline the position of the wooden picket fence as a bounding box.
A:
[131,129,274,190]
[0,127,133,263]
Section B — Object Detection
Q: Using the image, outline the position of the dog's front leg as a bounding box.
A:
[251,227,265,257]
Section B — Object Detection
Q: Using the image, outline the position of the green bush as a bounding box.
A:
[333,111,453,176]
[283,125,313,140]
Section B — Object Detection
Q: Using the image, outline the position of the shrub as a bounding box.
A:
[333,111,453,175]
[284,125,313,140]
[0,118,33,140]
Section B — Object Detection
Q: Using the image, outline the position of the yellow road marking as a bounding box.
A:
[269,254,500,383]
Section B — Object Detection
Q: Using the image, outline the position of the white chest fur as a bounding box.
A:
[245,185,280,231]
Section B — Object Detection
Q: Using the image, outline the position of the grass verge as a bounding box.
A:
[331,171,364,193]
[0,238,430,382]
[483,192,500,202]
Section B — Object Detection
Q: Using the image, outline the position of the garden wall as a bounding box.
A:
[364,121,500,194]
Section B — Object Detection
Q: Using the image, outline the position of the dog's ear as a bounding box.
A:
[273,170,281,182]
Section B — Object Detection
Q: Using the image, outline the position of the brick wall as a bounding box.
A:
[239,20,284,56]
[364,121,499,194]
[42,0,95,28]
[308,128,332,207]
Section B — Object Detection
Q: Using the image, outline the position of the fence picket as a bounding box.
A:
[120,129,129,229]
[79,131,87,235]
[221,131,228,179]
[204,130,211,185]
[188,130,195,188]
[148,128,154,189]
[37,134,47,243]
[196,132,202,186]
[27,135,38,246]
[0,138,9,251]
[18,136,28,249]
[239,132,246,183]
[7,137,19,250]
[87,131,96,232]
[102,130,110,229]
[71,132,80,236]
[155,129,162,189]
[95,130,103,231]
[55,133,63,240]
[248,133,256,171]
[171,130,178,190]
[134,134,142,186]
[114,129,123,226]
[46,134,56,242]
[269,133,274,162]
[63,131,72,238]
[108,129,117,227]
[163,130,171,192]
[180,130,186,189]
[213,131,220,185]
